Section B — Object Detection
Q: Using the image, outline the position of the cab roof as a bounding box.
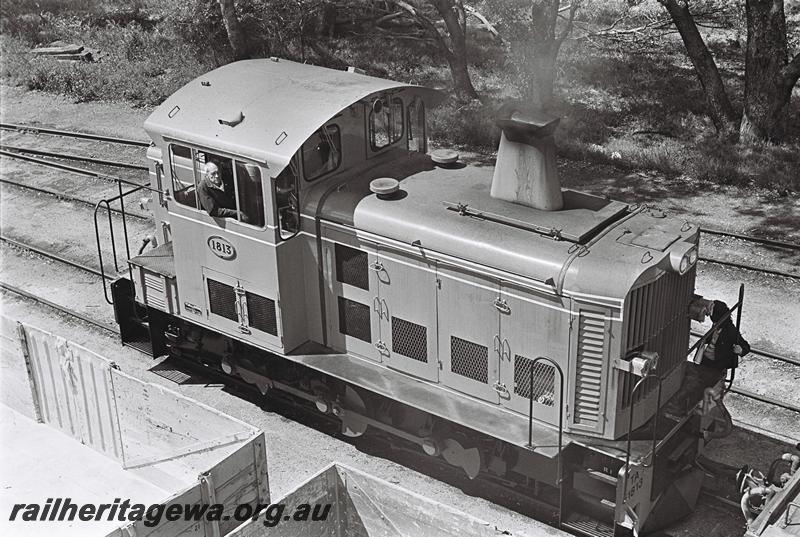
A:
[144,59,441,175]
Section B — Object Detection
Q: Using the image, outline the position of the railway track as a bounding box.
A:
[3,231,800,417]
[0,177,151,221]
[2,123,798,279]
[0,143,148,171]
[0,235,111,280]
[1,122,799,415]
[0,122,150,147]
[0,276,751,537]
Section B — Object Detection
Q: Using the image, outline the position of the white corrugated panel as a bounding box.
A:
[22,324,123,461]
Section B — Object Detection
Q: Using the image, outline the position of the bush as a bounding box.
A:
[1,17,206,106]
[428,98,500,150]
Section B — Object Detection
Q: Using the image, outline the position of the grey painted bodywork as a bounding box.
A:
[139,59,700,453]
[143,58,441,176]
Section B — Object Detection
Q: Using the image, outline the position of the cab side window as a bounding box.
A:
[236,161,265,228]
[168,145,265,228]
[407,97,426,153]
[369,97,403,151]
[302,125,341,181]
[170,144,197,208]
[275,157,300,240]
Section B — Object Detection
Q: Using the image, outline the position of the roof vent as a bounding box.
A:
[430,148,459,166]
[370,178,400,199]
[218,111,245,127]
[491,105,563,211]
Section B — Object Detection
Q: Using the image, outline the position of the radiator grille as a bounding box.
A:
[574,314,606,426]
[246,292,277,336]
[451,336,488,383]
[514,356,555,406]
[143,270,166,310]
[338,297,371,342]
[391,317,427,362]
[335,243,369,290]
[207,279,237,321]
[621,265,696,407]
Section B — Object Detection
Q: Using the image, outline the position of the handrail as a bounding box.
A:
[94,182,145,304]
[622,370,663,522]
[95,200,117,304]
[526,356,565,526]
[727,284,745,393]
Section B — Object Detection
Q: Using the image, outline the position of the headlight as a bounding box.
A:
[669,244,698,274]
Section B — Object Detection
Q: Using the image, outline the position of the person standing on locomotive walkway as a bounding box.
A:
[666,300,751,420]
[197,161,249,222]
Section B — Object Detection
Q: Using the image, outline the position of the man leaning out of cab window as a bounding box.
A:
[198,162,249,223]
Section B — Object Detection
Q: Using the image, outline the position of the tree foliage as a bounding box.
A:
[490,0,581,110]
[391,0,478,101]
[606,0,799,142]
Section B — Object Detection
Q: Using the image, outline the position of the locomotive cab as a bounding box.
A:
[132,59,440,356]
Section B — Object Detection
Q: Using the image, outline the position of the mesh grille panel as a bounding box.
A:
[391,317,427,363]
[246,292,277,335]
[451,336,488,383]
[207,279,237,321]
[514,356,555,406]
[338,297,371,342]
[335,244,369,290]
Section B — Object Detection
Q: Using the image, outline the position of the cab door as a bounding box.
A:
[374,246,438,381]
[322,230,381,362]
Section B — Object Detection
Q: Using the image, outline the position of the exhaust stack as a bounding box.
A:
[490,107,563,211]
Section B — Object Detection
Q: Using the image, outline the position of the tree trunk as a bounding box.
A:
[217,0,253,61]
[433,0,479,101]
[528,42,558,110]
[740,0,799,143]
[659,0,737,134]
[526,0,579,111]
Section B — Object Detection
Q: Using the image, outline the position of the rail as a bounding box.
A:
[0,122,150,147]
[0,235,111,280]
[525,356,565,526]
[0,144,149,171]
[0,149,157,191]
[700,226,800,251]
[0,177,151,221]
[0,281,118,333]
[698,256,800,280]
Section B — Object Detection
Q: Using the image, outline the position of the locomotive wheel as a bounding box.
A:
[340,386,369,438]
[441,438,482,479]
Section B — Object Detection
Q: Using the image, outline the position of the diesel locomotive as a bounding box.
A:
[110,58,718,536]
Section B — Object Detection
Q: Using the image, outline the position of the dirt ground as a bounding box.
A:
[1,83,799,536]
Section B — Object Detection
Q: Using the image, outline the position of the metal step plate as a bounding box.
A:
[149,359,192,384]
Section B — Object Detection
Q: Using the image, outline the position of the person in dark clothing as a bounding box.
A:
[665,300,750,416]
[696,300,751,371]
[197,162,249,222]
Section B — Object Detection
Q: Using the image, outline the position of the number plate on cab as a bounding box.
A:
[207,236,236,260]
